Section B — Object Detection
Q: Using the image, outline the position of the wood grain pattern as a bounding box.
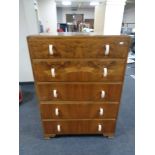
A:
[27,36,130,59]
[37,82,122,102]
[40,102,119,119]
[42,119,116,135]
[32,59,126,82]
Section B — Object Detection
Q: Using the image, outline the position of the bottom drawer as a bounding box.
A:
[42,119,116,136]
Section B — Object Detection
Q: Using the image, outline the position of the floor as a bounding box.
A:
[19,63,135,155]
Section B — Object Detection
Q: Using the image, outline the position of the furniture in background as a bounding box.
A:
[57,23,68,32]
[19,85,23,103]
[27,33,130,138]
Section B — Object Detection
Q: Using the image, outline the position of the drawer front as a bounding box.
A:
[37,83,122,101]
[28,37,130,59]
[33,59,125,82]
[40,102,119,119]
[43,120,116,135]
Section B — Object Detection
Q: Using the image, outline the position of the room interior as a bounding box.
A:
[19,0,135,155]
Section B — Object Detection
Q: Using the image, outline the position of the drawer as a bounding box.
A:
[28,36,130,59]
[33,59,126,82]
[37,83,122,101]
[40,102,119,119]
[42,119,116,135]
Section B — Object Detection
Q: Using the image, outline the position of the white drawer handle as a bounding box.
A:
[101,90,105,99]
[57,124,61,132]
[55,108,59,116]
[99,108,104,116]
[49,44,54,55]
[103,67,108,77]
[53,89,58,98]
[105,44,110,55]
[51,68,56,77]
[119,41,124,45]
[98,124,102,131]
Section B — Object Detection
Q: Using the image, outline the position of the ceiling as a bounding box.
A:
[56,0,97,8]
[55,0,135,8]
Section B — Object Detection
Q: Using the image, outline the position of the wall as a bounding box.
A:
[57,7,63,23]
[94,0,126,35]
[103,1,126,35]
[57,7,95,23]
[94,4,106,33]
[19,0,38,82]
[123,3,135,26]
[38,0,57,32]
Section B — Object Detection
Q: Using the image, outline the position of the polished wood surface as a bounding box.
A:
[40,102,119,119]
[42,119,116,135]
[27,36,130,59]
[27,34,130,138]
[32,59,126,82]
[37,82,122,101]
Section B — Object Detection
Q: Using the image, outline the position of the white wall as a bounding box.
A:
[103,1,126,35]
[19,0,38,82]
[57,7,94,23]
[94,4,106,33]
[94,0,126,35]
[38,0,57,32]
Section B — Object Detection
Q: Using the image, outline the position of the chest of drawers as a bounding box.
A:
[27,34,130,138]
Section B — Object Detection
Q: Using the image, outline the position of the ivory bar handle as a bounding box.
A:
[103,67,108,77]
[99,108,104,116]
[49,44,54,55]
[105,44,110,55]
[55,108,59,116]
[51,68,56,77]
[119,41,124,45]
[101,90,105,99]
[57,124,61,132]
[98,124,102,131]
[53,89,58,98]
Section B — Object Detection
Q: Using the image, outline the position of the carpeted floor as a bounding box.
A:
[19,63,135,155]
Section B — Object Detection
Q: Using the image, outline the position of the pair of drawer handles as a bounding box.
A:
[49,44,110,56]
[56,124,103,132]
[52,90,106,99]
[51,67,108,77]
[49,42,125,56]
[54,107,104,116]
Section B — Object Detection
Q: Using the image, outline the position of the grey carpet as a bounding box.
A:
[19,64,135,155]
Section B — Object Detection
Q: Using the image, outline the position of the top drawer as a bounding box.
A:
[27,36,130,59]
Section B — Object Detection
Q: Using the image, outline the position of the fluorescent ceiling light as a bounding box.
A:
[90,1,99,6]
[62,1,71,6]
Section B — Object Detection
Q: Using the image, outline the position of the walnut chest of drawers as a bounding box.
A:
[27,34,131,138]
